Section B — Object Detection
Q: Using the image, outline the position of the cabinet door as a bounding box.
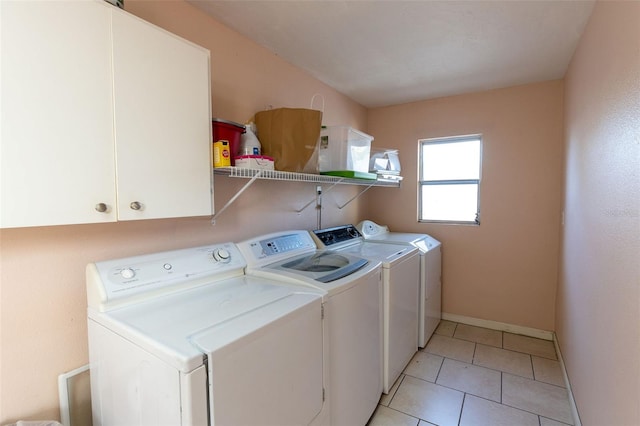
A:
[111,11,212,221]
[1,1,117,227]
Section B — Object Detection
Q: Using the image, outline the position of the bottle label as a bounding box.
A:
[240,147,261,156]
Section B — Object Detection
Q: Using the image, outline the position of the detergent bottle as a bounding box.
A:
[240,122,261,156]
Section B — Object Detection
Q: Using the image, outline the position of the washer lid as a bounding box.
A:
[88,275,322,372]
[239,230,380,295]
[248,251,380,296]
[263,250,371,283]
[283,251,353,273]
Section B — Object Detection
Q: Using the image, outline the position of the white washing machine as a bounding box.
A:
[86,242,328,426]
[312,224,420,394]
[237,230,383,426]
[358,220,443,348]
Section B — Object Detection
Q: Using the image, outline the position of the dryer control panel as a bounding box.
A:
[312,224,362,249]
[357,220,389,238]
[87,242,245,312]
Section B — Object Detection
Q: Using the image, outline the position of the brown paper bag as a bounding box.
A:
[254,108,322,172]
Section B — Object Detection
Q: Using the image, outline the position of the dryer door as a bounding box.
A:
[192,293,324,425]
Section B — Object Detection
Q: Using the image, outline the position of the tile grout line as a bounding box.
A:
[425,373,499,403]
[433,355,445,384]
[468,326,568,420]
[449,329,556,360]
[451,337,503,348]
[530,354,535,382]
[424,345,548,382]
[500,398,571,424]
[449,387,557,425]
[505,372,572,391]
[385,374,405,407]
[470,341,556,381]
[419,322,571,424]
[457,393,467,426]
[376,403,422,424]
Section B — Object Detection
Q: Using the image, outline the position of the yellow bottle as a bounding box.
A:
[213,140,231,167]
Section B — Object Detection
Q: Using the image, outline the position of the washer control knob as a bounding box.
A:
[120,268,136,279]
[212,248,231,262]
[363,223,375,235]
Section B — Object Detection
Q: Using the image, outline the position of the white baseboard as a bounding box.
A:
[442,312,554,340]
[553,334,582,426]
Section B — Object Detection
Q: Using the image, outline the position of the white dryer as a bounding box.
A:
[86,242,328,426]
[312,224,420,394]
[237,230,383,426]
[358,220,443,347]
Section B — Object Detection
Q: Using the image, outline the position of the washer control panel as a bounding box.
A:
[87,242,245,311]
[239,231,316,263]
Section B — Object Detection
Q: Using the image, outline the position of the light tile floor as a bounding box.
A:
[368,320,574,426]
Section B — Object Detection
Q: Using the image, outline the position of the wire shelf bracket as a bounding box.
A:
[211,170,263,225]
[337,182,376,209]
[211,167,400,224]
[295,180,343,213]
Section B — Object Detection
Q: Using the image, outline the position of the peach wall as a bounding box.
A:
[0,0,367,423]
[558,1,640,425]
[124,0,366,129]
[365,81,564,331]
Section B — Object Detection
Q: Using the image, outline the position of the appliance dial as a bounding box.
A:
[120,268,136,279]
[364,223,376,235]
[212,248,231,262]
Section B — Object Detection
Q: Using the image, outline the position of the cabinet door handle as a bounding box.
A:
[95,203,108,213]
[130,201,143,211]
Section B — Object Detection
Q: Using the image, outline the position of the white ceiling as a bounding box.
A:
[189,0,595,108]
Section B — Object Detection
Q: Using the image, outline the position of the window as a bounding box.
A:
[418,135,482,224]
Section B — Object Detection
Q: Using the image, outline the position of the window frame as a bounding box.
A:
[418,134,483,225]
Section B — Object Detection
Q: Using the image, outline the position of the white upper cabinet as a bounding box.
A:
[0,0,212,228]
[111,10,212,221]
[1,1,117,227]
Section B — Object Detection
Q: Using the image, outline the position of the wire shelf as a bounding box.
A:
[213,167,401,187]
